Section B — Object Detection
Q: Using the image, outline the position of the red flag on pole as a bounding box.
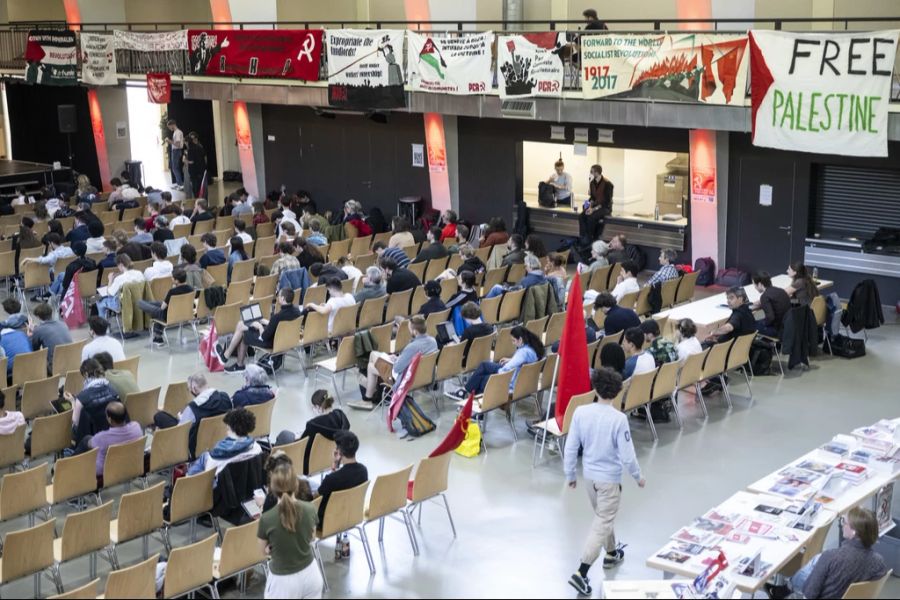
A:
[199,319,224,372]
[60,269,86,329]
[429,392,474,457]
[388,353,421,431]
[555,271,592,429]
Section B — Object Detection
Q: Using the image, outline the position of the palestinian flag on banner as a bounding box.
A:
[418,38,447,80]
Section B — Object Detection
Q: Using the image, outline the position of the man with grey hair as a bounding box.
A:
[485,253,547,298]
[354,266,387,302]
[153,371,233,458]
[646,248,680,287]
[232,363,275,408]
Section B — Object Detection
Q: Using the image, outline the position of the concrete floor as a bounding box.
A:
[3,302,900,597]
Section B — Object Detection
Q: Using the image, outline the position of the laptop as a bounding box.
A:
[436,321,460,346]
[240,303,264,326]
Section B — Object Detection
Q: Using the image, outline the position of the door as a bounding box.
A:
[735,156,798,273]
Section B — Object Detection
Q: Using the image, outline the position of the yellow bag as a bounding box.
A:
[455,419,482,458]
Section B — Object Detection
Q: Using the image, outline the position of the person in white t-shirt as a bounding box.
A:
[226,219,253,251]
[304,277,356,335]
[96,254,146,320]
[166,119,186,190]
[168,205,191,227]
[144,243,174,281]
[10,186,34,207]
[336,256,363,292]
[622,327,655,380]
[611,261,641,302]
[82,316,126,362]
[675,318,703,362]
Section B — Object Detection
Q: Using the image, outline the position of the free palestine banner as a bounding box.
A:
[497,33,566,99]
[580,32,748,105]
[407,31,493,95]
[750,30,899,157]
[24,30,78,86]
[327,29,406,109]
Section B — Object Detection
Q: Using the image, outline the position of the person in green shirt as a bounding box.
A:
[257,463,322,599]
[93,352,139,400]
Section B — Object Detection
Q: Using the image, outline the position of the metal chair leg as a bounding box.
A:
[693,383,709,419]
[357,526,376,575]
[441,493,458,538]
[645,407,658,443]
[402,508,420,556]
[742,366,753,403]
[719,374,733,411]
[312,541,329,592]
[670,392,683,430]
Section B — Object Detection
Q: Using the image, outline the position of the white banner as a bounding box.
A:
[326,29,406,108]
[80,32,117,86]
[407,31,493,95]
[114,29,187,52]
[750,30,900,157]
[497,33,565,99]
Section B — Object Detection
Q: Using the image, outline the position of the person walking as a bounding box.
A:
[564,367,646,596]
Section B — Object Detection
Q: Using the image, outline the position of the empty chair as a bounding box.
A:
[212,521,268,597]
[162,468,218,552]
[104,554,159,599]
[12,347,48,387]
[313,482,374,592]
[406,452,456,540]
[497,287,526,323]
[108,482,165,569]
[358,296,387,329]
[526,316,548,338]
[273,438,308,472]
[479,294,502,325]
[48,578,99,599]
[385,289,413,321]
[161,534,217,599]
[230,259,256,284]
[113,355,140,378]
[701,340,735,411]
[253,273,278,300]
[50,501,114,592]
[29,410,73,462]
[0,463,49,528]
[618,290,638,311]
[649,361,684,429]
[634,286,652,316]
[0,518,56,598]
[21,376,61,420]
[675,348,712,420]
[0,424,25,472]
[674,270,700,305]
[124,387,162,429]
[724,332,757,402]
[544,311,566,348]
[147,421,190,479]
[162,381,191,417]
[46,448,99,510]
[305,434,336,478]
[461,370,515,443]
[315,336,354,403]
[51,340,88,377]
[365,465,418,554]
[660,277,680,309]
[433,342,466,392]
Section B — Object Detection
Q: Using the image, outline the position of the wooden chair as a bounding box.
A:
[253,273,278,300]
[407,260,426,282]
[12,347,48,387]
[385,289,413,321]
[538,353,558,395]
[272,438,308,473]
[439,277,458,303]
[315,336,355,404]
[481,268,506,295]
[462,370,515,442]
[104,553,158,599]
[247,398,276,438]
[305,434,336,477]
[0,518,55,597]
[724,332,757,402]
[162,381,191,417]
[406,452,456,541]
[369,323,392,355]
[588,265,612,292]
[811,295,833,355]
[463,334,494,373]
[0,463,49,527]
[498,287,526,323]
[124,387,161,429]
[650,361,684,429]
[149,275,174,302]
[531,390,595,465]
[701,340,735,411]
[301,284,327,306]
[634,286,652,316]
[313,482,374,592]
[113,355,140,379]
[526,316,548,339]
[195,414,228,458]
[152,292,200,350]
[212,520,268,597]
[225,278,253,306]
[211,302,242,338]
[424,308,450,337]
[364,465,418,555]
[49,578,99,599]
[162,468,218,552]
[622,369,660,442]
[20,262,52,301]
[618,290,638,311]
[161,534,217,599]
[674,270,700,305]
[100,436,147,494]
[660,277,680,309]
[493,327,516,361]
[675,348,712,420]
[331,303,360,338]
[842,570,893,599]
[255,221,275,238]
[327,238,351,263]
[20,375,60,420]
[206,262,228,287]
[424,257,449,282]
[480,294,502,325]
[506,263,526,284]
[543,311,567,348]
[46,448,99,510]
[349,235,372,258]
[355,252,376,271]
[51,340,88,377]
[29,411,73,463]
[148,421,190,478]
[434,342,466,391]
[409,285,427,315]
[230,259,256,284]
[0,424,25,472]
[108,482,165,569]
[358,295,387,329]
[50,501,114,592]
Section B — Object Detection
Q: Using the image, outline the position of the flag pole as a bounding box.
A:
[536,352,560,464]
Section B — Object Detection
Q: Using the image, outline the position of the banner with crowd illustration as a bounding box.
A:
[113,29,187,75]
[580,32,749,105]
[407,31,493,95]
[24,30,78,86]
[187,29,324,80]
[750,30,900,158]
[497,32,566,99]
[327,29,406,109]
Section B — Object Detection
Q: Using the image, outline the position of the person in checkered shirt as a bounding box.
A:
[646,248,680,287]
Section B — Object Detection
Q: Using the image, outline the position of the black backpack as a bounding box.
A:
[537,182,556,207]
[694,257,716,286]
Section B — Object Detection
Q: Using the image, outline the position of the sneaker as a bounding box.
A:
[214,343,229,365]
[764,583,791,600]
[568,573,592,596]
[445,388,469,401]
[603,544,626,569]
[152,337,165,347]
[224,363,245,373]
[348,400,377,411]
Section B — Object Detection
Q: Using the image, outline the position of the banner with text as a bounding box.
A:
[498,33,566,99]
[24,30,77,86]
[580,32,748,105]
[114,30,187,52]
[147,72,171,104]
[750,30,899,157]
[407,31,493,95]
[187,29,324,80]
[113,30,187,75]
[327,29,406,109]
[80,33,117,86]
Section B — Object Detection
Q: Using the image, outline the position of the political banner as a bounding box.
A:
[407,31,493,95]
[750,30,900,157]
[187,29,323,81]
[80,32,117,86]
[24,30,78,86]
[498,32,566,98]
[147,72,171,104]
[327,29,406,109]
[114,29,187,51]
[580,32,748,105]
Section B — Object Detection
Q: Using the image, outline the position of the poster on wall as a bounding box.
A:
[80,32,117,86]
[692,166,716,204]
[497,33,566,99]
[327,29,406,109]
[407,31,493,95]
[749,30,899,158]
[580,32,748,105]
[24,30,78,86]
[187,29,324,81]
[146,72,171,104]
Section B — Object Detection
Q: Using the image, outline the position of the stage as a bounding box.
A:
[0,160,72,197]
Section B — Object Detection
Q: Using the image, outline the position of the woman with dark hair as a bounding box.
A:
[227,236,249,284]
[42,219,65,248]
[294,237,325,269]
[675,318,703,362]
[419,280,447,317]
[785,261,819,306]
[480,217,509,248]
[65,358,120,445]
[187,408,262,476]
[525,234,548,259]
[389,216,415,249]
[599,343,626,376]
[463,325,544,396]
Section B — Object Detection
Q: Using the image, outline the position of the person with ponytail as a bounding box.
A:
[462,325,545,396]
[273,390,351,474]
[257,463,322,599]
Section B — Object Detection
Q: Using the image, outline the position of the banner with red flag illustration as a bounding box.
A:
[60,269,86,329]
[555,271,592,429]
[146,72,171,104]
[388,352,421,432]
[429,392,474,457]
[187,29,324,81]
[199,319,224,372]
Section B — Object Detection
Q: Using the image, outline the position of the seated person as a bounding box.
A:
[766,507,887,600]
[0,388,24,436]
[232,364,276,408]
[308,262,348,282]
[99,238,119,271]
[67,358,120,445]
[129,217,153,244]
[456,244,486,275]
[448,224,470,254]
[388,216,416,249]
[28,301,72,371]
[20,233,74,281]
[444,271,479,312]
[418,280,446,317]
[295,238,326,269]
[479,217,510,249]
[82,316,126,362]
[313,431,368,524]
[622,327,655,380]
[785,261,819,306]
[675,319,703,362]
[230,219,253,247]
[413,227,449,263]
[579,240,609,274]
[50,241,97,297]
[0,299,31,382]
[96,254,145,320]
[306,219,328,246]
[354,266,387,303]
[485,253,546,298]
[79,401,142,477]
[190,199,216,231]
[381,258,421,294]
[336,256,363,290]
[545,253,568,304]
[153,372,233,458]
[594,292,641,336]
[93,351,139,399]
[304,276,356,336]
[168,205,191,227]
[84,221,106,255]
[704,286,755,345]
[152,216,174,244]
[65,212,91,244]
[463,326,543,397]
[275,390,350,475]
[353,316,437,410]
[501,234,526,267]
[270,241,301,279]
[606,234,640,266]
[373,241,410,270]
[639,320,677,366]
[178,244,211,290]
[458,302,494,362]
[610,261,640,302]
[751,271,791,337]
[646,248,680,287]
[187,408,263,476]
[217,288,303,372]
[599,343,626,376]
[138,267,194,344]
[199,233,226,268]
[226,237,250,284]
[115,229,150,262]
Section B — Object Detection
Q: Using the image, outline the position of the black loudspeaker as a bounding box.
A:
[57,104,77,134]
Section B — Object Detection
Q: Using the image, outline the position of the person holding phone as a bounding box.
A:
[547,159,573,206]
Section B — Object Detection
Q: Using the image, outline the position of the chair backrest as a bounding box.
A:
[678,347,710,389]
[225,278,253,305]
[366,465,414,522]
[439,277,458,303]
[58,501,114,563]
[702,340,735,378]
[409,351,439,393]
[149,276,174,303]
[0,463,47,520]
[49,578,99,599]
[660,277,680,309]
[478,369,515,412]
[115,482,165,543]
[206,262,228,286]
[385,288,413,321]
[163,292,196,325]
[588,265,612,292]
[544,311,567,347]
[125,387,161,429]
[306,434,336,476]
[634,286,652,316]
[0,518,55,584]
[163,534,217,599]
[212,302,242,337]
[354,252,376,271]
[114,355,140,378]
[0,250,14,278]
[162,381,192,417]
[29,410,73,459]
[51,339,88,377]
[650,361,680,402]
[511,358,544,401]
[230,259,256,284]
[331,336,357,372]
[349,235,372,258]
[102,435,147,489]
[23,261,51,289]
[498,287,526,322]
[525,316,548,338]
[394,319,412,352]
[842,570,893,599]
[253,273,278,301]
[726,332,757,371]
[273,437,308,472]
[216,520,268,580]
[406,260,426,282]
[331,303,360,338]
[435,342,466,381]
[149,421,190,473]
[618,290,638,310]
[358,296,387,329]
[480,294,502,325]
[247,398,276,438]
[48,448,98,505]
[302,285,327,306]
[538,353,558,391]
[560,391,596,434]
[506,263,526,284]
[423,257,449,282]
[410,451,451,503]
[77,269,98,298]
[425,308,451,337]
[675,271,700,305]
[369,323,392,353]
[464,334,495,372]
[300,311,328,346]
[320,481,369,538]
[493,327,515,361]
[12,347,48,387]
[168,467,215,524]
[105,554,159,599]
[327,238,352,263]
[0,424,25,470]
[195,414,229,457]
[811,295,827,327]
[622,369,657,413]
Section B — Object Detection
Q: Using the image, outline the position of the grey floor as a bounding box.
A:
[4,302,900,598]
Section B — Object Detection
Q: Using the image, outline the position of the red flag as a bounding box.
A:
[199,319,224,372]
[60,269,86,329]
[555,271,592,429]
[147,72,171,103]
[388,353,421,432]
[197,169,208,200]
[429,392,474,457]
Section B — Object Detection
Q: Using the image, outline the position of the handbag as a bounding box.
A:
[455,419,482,457]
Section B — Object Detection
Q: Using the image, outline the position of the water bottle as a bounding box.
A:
[812,267,819,282]
[342,533,351,558]
[334,535,343,560]
[654,203,660,221]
